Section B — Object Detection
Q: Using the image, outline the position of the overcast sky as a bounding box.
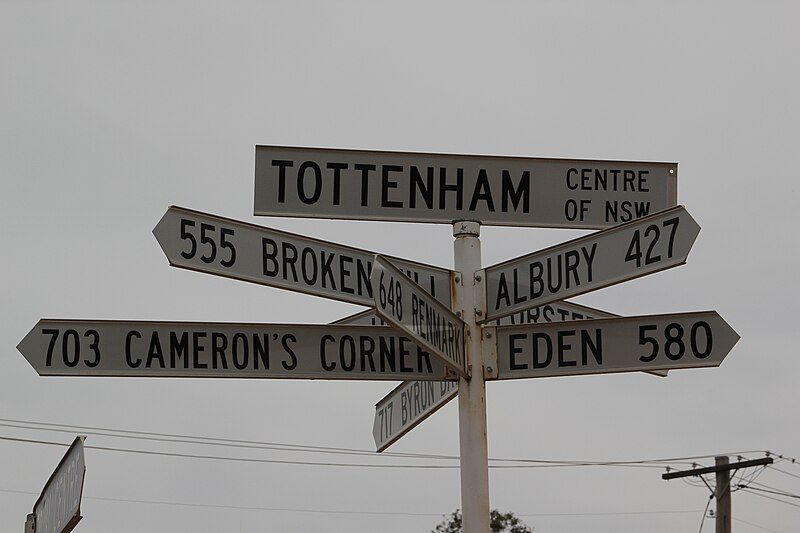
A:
[1,1,798,532]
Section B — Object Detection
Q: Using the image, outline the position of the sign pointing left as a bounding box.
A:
[153,206,453,308]
[17,320,455,381]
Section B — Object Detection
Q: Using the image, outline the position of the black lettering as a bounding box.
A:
[355,163,376,207]
[193,332,208,369]
[469,169,495,211]
[125,330,142,368]
[326,162,347,205]
[231,333,248,370]
[557,330,576,367]
[297,161,322,204]
[439,168,463,210]
[281,334,297,370]
[502,170,530,213]
[212,332,228,369]
[410,166,434,209]
[262,238,278,276]
[532,332,552,368]
[272,160,293,202]
[340,256,355,294]
[170,331,190,369]
[381,165,404,208]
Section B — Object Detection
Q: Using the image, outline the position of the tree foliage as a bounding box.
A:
[432,509,533,533]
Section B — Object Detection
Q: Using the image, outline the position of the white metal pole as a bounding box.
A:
[453,220,490,533]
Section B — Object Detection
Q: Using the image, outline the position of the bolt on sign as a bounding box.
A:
[17,320,456,381]
[154,206,453,308]
[254,146,677,229]
[480,206,700,322]
[29,436,86,533]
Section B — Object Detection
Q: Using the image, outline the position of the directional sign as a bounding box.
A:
[337,300,616,327]
[153,206,453,308]
[373,380,459,452]
[254,145,677,229]
[32,436,86,533]
[489,311,738,380]
[17,320,457,381]
[371,255,468,378]
[481,205,700,322]
[491,299,616,326]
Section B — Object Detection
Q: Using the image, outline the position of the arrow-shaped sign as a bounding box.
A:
[370,255,468,378]
[17,320,457,381]
[481,205,700,322]
[31,436,86,533]
[487,311,738,380]
[153,206,453,308]
[372,380,458,452]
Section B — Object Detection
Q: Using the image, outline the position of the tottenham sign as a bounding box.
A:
[254,146,677,229]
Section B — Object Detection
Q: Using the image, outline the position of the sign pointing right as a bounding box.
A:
[481,205,700,322]
[488,311,738,379]
[371,255,468,378]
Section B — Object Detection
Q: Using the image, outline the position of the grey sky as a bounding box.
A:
[1,1,798,532]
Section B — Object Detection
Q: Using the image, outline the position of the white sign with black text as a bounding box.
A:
[254,145,677,229]
[482,206,700,322]
[371,255,468,378]
[489,311,738,379]
[154,206,453,308]
[17,320,456,381]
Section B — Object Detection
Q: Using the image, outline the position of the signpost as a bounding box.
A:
[367,299,661,452]
[370,255,468,378]
[481,205,700,322]
[17,320,456,381]
[19,143,744,533]
[487,311,738,379]
[154,206,453,308]
[28,436,86,533]
[254,145,677,228]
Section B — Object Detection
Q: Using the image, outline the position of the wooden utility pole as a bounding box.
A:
[662,455,773,532]
[715,456,731,533]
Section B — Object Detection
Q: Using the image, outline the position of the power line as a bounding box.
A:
[740,485,800,501]
[0,487,704,519]
[731,516,780,533]
[698,495,712,533]
[740,487,800,509]
[0,420,688,468]
[0,417,770,470]
[0,435,458,469]
[769,466,800,481]
[0,488,442,517]
[0,433,774,473]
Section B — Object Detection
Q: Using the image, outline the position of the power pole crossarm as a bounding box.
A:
[661,457,773,480]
